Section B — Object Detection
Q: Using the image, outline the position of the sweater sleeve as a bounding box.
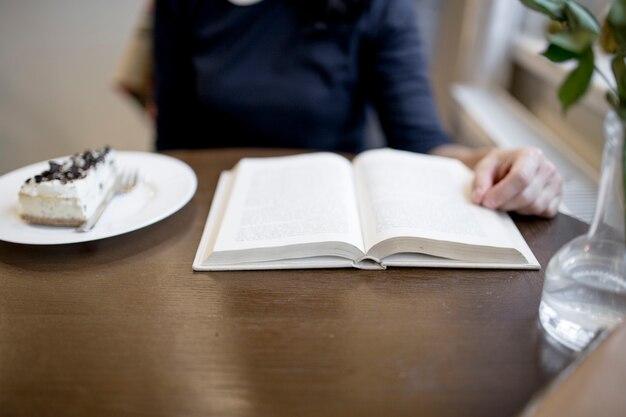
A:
[364,0,451,153]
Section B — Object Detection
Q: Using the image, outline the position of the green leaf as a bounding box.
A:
[548,29,598,53]
[563,1,600,33]
[542,43,580,62]
[519,0,566,20]
[558,47,595,112]
[608,0,626,48]
[612,53,626,102]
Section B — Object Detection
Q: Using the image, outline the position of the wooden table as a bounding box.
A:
[0,149,588,417]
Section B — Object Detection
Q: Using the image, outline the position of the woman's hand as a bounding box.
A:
[470,148,562,218]
[430,145,563,218]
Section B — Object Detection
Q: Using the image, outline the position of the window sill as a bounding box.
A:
[513,35,612,116]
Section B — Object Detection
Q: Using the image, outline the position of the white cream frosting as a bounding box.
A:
[20,153,116,197]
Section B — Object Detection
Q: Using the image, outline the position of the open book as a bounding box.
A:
[193,148,539,271]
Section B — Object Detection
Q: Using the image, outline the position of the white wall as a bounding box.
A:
[0,0,151,175]
[431,0,526,131]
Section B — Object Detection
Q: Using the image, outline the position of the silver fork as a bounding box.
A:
[76,169,139,233]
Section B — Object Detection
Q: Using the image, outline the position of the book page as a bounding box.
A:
[213,153,365,254]
[353,148,520,254]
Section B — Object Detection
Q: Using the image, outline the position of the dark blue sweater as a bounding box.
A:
[154,0,450,153]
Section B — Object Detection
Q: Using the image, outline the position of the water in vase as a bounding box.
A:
[539,236,626,351]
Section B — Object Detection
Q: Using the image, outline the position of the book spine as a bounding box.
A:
[353,256,386,270]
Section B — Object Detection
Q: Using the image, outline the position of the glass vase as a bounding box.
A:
[539,111,626,351]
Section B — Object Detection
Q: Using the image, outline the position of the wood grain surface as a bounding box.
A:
[0,149,588,417]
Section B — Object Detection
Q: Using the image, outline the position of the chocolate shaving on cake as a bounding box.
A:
[24,147,112,184]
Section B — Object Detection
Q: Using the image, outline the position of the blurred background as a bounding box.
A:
[0,1,151,174]
[0,0,614,222]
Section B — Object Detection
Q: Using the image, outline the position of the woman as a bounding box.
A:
[154,0,562,217]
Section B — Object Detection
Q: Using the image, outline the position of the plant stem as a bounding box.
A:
[594,64,620,98]
[620,113,626,236]
[623,116,626,234]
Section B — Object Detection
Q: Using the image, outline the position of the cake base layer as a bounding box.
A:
[20,214,84,227]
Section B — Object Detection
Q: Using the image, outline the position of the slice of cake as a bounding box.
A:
[19,147,118,226]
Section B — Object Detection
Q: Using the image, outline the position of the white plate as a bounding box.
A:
[0,151,197,245]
